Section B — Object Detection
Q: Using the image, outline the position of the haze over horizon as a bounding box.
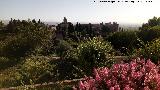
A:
[0,0,160,25]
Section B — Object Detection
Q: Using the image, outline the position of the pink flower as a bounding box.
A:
[95,73,101,82]
[102,67,109,76]
[88,78,95,88]
[140,59,145,65]
[140,66,145,73]
[145,59,156,71]
[110,87,114,90]
[130,61,137,71]
[93,68,98,76]
[131,71,138,79]
[79,81,85,90]
[75,58,160,90]
[72,86,77,90]
[83,81,89,90]
[124,85,133,90]
[94,68,102,82]
[121,74,126,79]
[92,87,97,90]
[114,85,120,90]
[144,86,150,90]
[106,79,111,87]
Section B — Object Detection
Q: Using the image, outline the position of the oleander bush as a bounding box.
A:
[75,58,160,90]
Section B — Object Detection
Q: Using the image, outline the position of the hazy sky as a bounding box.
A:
[0,0,160,24]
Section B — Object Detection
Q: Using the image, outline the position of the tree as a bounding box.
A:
[68,22,74,34]
[0,21,4,30]
[1,19,54,58]
[148,16,158,27]
[66,37,114,75]
[141,16,160,30]
[107,31,139,55]
[138,26,160,43]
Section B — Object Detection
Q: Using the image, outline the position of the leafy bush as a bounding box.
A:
[0,57,13,70]
[0,34,33,58]
[137,38,160,63]
[66,37,114,75]
[54,40,73,57]
[19,55,55,84]
[75,58,160,90]
[0,30,53,60]
[0,19,54,59]
[138,26,160,43]
[107,31,140,55]
[140,16,160,30]
[53,60,83,81]
[0,66,22,88]
[52,47,82,80]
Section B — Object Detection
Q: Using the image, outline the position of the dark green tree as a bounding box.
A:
[0,21,4,30]
[141,16,160,30]
[68,22,74,34]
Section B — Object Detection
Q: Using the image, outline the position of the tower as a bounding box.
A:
[63,17,67,24]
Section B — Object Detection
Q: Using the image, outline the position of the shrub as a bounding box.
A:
[75,58,160,90]
[0,29,54,62]
[137,38,160,63]
[54,40,73,57]
[0,69,22,88]
[75,37,114,75]
[19,55,55,84]
[0,34,33,58]
[0,19,55,59]
[54,47,82,80]
[0,57,12,70]
[138,26,160,43]
[107,31,140,55]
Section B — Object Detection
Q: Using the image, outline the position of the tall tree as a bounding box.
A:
[68,22,74,34]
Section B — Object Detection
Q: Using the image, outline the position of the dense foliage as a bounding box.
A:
[54,40,73,57]
[140,16,160,30]
[137,38,160,63]
[75,58,160,90]
[19,56,55,84]
[1,16,160,89]
[138,26,160,43]
[107,31,140,55]
[65,37,114,75]
[0,19,54,68]
[0,19,56,88]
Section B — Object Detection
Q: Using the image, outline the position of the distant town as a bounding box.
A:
[47,17,140,40]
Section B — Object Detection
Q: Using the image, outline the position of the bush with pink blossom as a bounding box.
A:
[74,58,160,90]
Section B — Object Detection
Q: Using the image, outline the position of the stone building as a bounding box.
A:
[56,17,119,39]
[104,22,119,32]
[56,17,71,39]
[80,22,119,35]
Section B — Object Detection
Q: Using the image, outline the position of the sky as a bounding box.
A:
[0,0,160,25]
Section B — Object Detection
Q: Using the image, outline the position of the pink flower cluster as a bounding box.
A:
[74,58,160,90]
